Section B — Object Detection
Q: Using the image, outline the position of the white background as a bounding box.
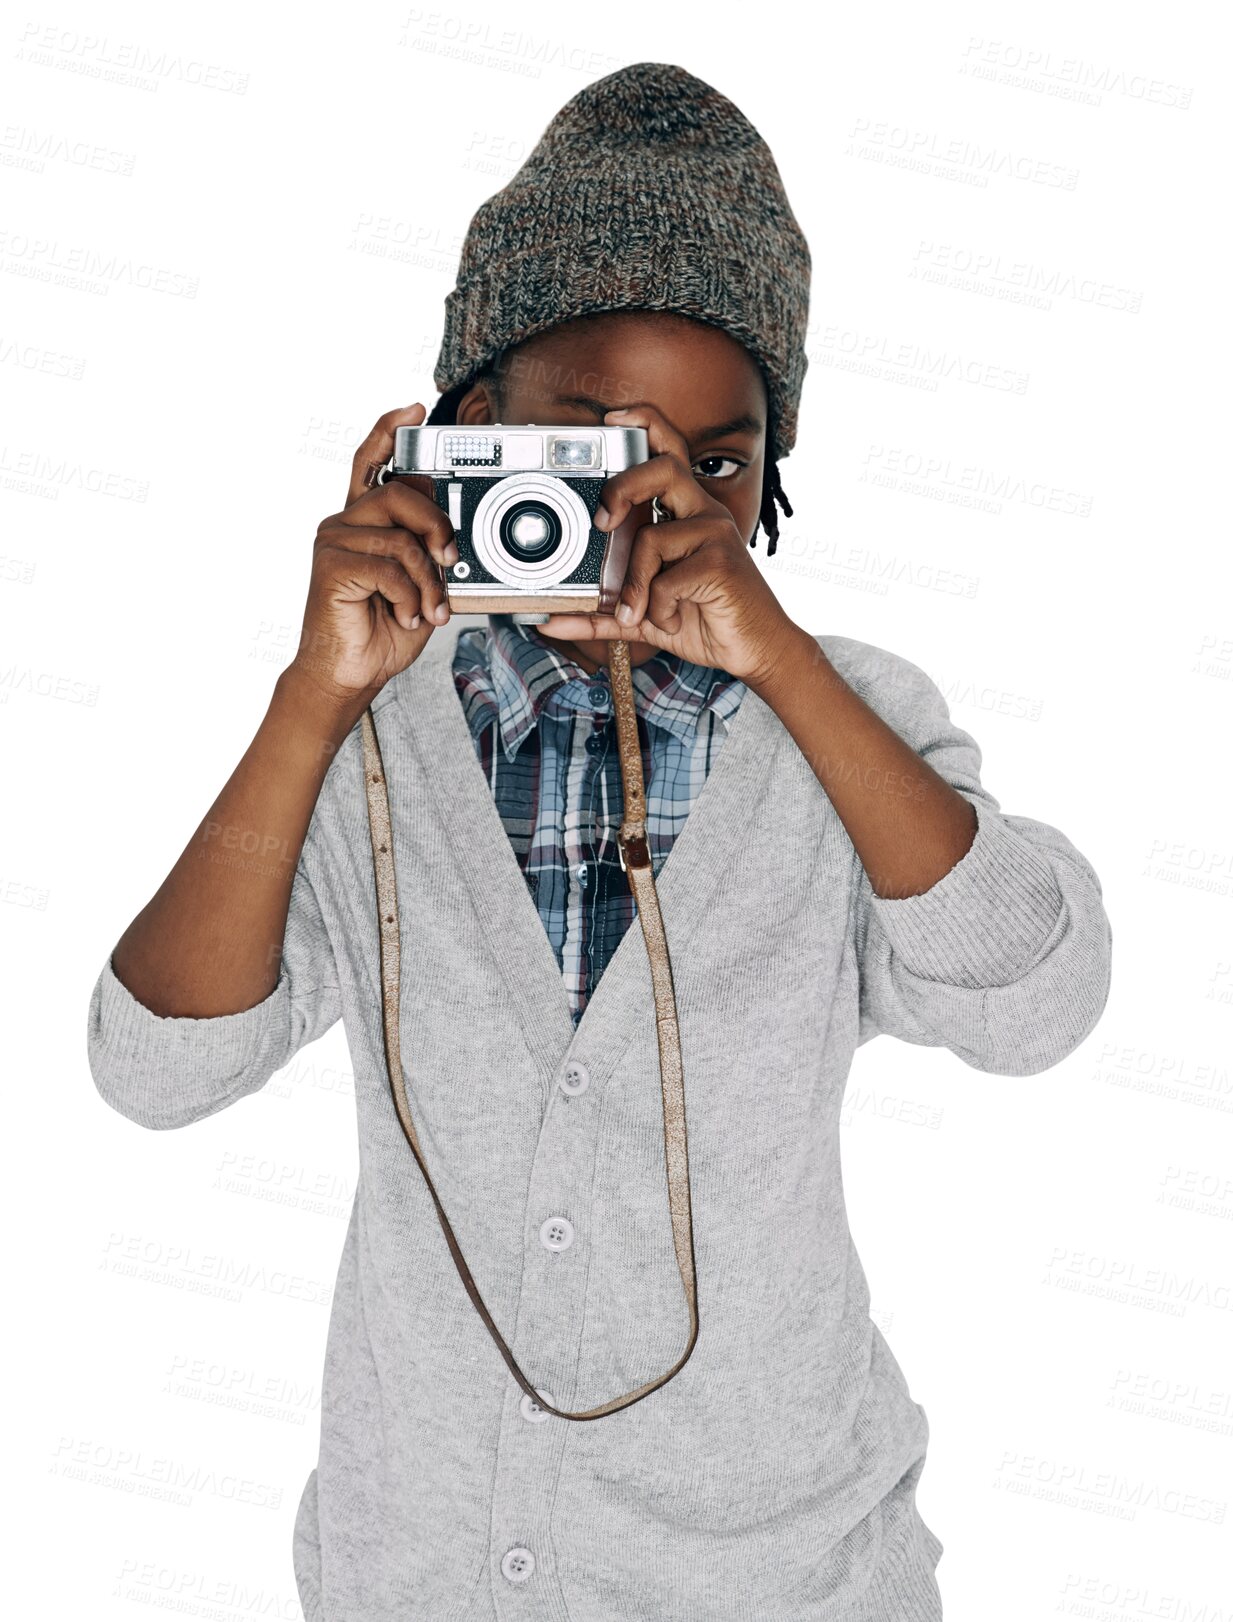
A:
[3,1,1229,1617]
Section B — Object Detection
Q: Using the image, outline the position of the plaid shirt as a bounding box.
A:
[453,614,747,1027]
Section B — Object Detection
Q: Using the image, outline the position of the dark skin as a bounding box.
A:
[453,309,767,677]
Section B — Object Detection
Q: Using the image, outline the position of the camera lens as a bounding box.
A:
[500,501,562,563]
[471,473,590,588]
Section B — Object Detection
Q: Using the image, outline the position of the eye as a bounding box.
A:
[692,455,745,480]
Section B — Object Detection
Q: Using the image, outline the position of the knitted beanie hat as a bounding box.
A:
[433,61,811,463]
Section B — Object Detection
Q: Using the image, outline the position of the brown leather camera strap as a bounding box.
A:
[359,634,699,1422]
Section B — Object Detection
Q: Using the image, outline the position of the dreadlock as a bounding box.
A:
[427,350,792,556]
[754,408,792,558]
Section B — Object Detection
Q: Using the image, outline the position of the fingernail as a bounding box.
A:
[410,613,421,629]
[605,409,630,419]
[433,602,450,623]
[594,505,612,530]
[444,543,460,565]
[616,601,636,624]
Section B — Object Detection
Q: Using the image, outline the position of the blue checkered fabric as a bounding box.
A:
[453,615,747,1026]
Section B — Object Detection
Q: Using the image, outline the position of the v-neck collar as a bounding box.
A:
[396,616,784,1087]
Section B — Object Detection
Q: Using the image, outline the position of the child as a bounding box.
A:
[87,62,1113,1621]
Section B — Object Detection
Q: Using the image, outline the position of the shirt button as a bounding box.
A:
[539,1215,575,1251]
[520,1388,555,1422]
[585,731,606,755]
[588,681,609,709]
[559,1061,590,1096]
[501,1546,536,1583]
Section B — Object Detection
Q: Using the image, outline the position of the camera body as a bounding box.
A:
[378,423,651,620]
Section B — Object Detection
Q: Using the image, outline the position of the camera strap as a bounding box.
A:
[359,633,699,1421]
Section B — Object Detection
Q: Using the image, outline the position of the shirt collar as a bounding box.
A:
[481,614,744,763]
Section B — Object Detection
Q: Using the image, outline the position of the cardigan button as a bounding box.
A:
[539,1216,575,1251]
[501,1546,536,1583]
[520,1388,555,1423]
[559,1061,590,1096]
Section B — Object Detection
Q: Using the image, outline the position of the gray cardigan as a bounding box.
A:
[86,615,1113,1621]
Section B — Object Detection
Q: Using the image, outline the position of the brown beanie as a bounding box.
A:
[433,61,811,463]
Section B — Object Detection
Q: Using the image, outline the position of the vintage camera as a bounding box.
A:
[375,423,652,621]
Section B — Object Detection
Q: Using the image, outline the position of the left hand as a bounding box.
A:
[535,403,795,685]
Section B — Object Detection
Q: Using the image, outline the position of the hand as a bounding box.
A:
[287,404,458,715]
[535,402,793,684]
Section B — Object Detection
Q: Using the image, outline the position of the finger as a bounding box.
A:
[600,402,696,526]
[332,476,458,571]
[603,403,692,465]
[542,542,728,645]
[595,449,719,536]
[536,609,660,645]
[317,523,452,626]
[642,544,730,631]
[318,545,436,633]
[617,516,717,624]
[346,403,429,508]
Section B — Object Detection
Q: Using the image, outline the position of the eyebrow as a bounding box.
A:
[553,394,764,442]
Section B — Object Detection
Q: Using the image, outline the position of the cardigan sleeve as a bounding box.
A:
[87,851,344,1130]
[848,646,1113,1076]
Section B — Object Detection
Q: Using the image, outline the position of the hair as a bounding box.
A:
[427,346,792,557]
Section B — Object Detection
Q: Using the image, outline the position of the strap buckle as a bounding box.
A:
[617,827,650,874]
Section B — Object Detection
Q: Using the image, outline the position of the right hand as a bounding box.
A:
[287,403,457,713]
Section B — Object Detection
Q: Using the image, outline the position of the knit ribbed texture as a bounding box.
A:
[847,651,1113,1076]
[88,859,342,1132]
[433,62,812,462]
[86,617,1112,1620]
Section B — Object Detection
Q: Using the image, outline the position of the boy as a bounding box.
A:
[88,62,1113,1621]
